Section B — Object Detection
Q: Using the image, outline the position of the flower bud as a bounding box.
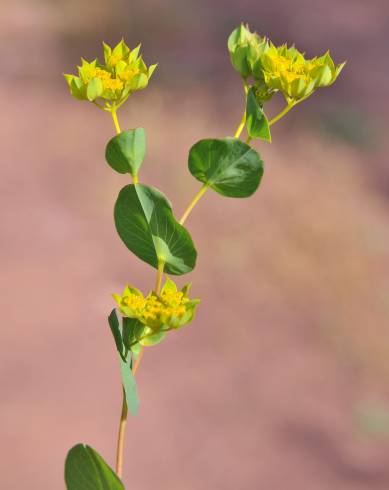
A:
[228,24,268,79]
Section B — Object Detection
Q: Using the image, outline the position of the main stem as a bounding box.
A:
[115,345,145,478]
[115,389,128,478]
[114,83,283,478]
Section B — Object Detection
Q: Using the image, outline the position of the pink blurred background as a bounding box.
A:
[2,0,389,488]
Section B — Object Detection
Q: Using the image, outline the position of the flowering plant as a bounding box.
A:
[63,28,344,489]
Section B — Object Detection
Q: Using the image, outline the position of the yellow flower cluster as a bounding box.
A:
[123,289,189,326]
[228,24,345,104]
[64,40,157,105]
[113,278,199,331]
[262,44,345,102]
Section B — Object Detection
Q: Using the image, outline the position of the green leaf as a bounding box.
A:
[105,128,146,176]
[188,138,264,198]
[114,184,197,275]
[246,87,271,142]
[108,309,126,362]
[86,78,103,101]
[122,317,145,351]
[120,358,140,416]
[65,444,124,490]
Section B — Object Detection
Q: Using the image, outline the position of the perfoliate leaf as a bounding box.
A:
[105,128,146,176]
[65,444,124,490]
[246,87,271,142]
[114,184,197,275]
[188,138,264,197]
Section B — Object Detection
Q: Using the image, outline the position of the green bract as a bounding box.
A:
[105,128,146,177]
[309,51,346,88]
[188,138,264,197]
[114,184,197,275]
[246,87,271,142]
[64,40,157,105]
[228,24,268,80]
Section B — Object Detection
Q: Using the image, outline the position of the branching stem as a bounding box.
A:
[179,184,208,225]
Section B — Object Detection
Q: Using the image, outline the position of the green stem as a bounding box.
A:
[234,78,249,139]
[234,111,246,138]
[179,184,208,225]
[154,259,165,294]
[111,107,121,134]
[269,103,295,126]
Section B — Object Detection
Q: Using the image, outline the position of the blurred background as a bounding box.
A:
[1,0,389,488]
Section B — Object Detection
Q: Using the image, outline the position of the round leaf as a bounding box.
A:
[65,444,124,490]
[105,128,146,176]
[114,184,197,275]
[188,138,264,197]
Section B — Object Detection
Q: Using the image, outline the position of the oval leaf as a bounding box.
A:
[105,128,146,176]
[188,138,264,197]
[114,184,197,275]
[65,444,124,490]
[246,87,271,142]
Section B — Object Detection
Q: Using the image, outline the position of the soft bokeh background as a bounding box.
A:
[2,0,389,488]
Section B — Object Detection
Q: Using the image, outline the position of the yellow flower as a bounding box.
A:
[64,39,157,106]
[260,43,345,103]
[113,278,200,332]
[262,44,315,102]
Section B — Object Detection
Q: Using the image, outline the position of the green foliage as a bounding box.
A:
[105,128,146,177]
[122,316,145,353]
[65,444,124,490]
[188,138,264,197]
[107,310,140,415]
[108,309,126,362]
[114,184,197,275]
[63,28,345,486]
[246,87,271,142]
[120,358,140,416]
[86,78,103,102]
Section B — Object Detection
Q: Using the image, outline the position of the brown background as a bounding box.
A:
[1,0,389,489]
